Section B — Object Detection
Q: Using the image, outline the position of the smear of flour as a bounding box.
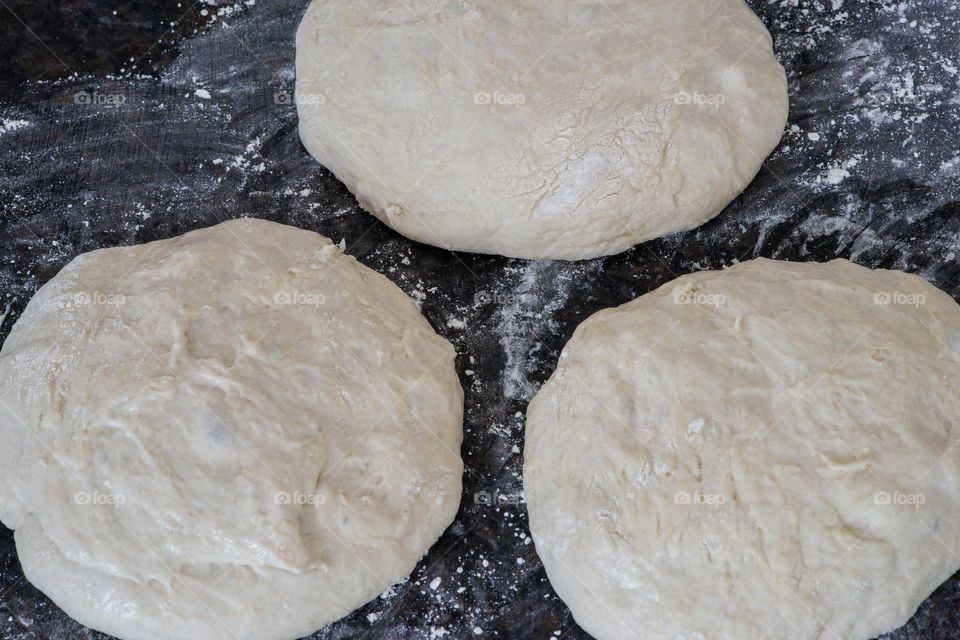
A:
[496,260,602,401]
[0,119,29,135]
[820,155,862,185]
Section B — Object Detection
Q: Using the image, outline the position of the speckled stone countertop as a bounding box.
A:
[1,0,959,638]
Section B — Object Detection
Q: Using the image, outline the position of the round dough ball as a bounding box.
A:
[0,219,463,640]
[295,0,788,260]
[525,258,960,640]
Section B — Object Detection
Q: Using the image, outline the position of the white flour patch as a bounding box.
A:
[820,155,863,185]
[496,260,602,401]
[0,119,29,135]
[686,418,706,440]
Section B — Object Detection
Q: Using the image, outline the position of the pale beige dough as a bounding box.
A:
[295,0,788,259]
[0,219,463,640]
[525,258,960,640]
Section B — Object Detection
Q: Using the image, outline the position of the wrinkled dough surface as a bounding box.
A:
[295,0,789,260]
[0,218,463,640]
[525,258,960,640]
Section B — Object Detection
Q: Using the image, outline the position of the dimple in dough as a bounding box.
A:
[0,218,464,640]
[525,258,960,640]
[295,0,788,260]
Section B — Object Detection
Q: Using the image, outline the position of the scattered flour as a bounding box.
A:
[0,119,29,135]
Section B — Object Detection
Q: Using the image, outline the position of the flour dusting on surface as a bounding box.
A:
[1,0,959,638]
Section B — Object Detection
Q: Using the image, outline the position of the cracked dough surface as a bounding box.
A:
[295,0,788,260]
[0,219,463,640]
[525,258,960,640]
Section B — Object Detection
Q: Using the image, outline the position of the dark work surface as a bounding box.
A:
[1,0,959,638]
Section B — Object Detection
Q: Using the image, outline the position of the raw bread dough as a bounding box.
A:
[0,219,463,640]
[525,258,960,640]
[295,0,788,260]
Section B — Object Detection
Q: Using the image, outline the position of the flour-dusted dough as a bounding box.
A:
[0,219,463,640]
[525,258,960,640]
[295,0,788,260]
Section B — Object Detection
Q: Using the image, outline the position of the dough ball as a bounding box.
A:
[0,219,463,640]
[525,258,960,640]
[295,0,788,260]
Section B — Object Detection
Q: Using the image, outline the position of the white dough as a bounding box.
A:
[0,219,463,640]
[525,258,960,640]
[295,0,788,260]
